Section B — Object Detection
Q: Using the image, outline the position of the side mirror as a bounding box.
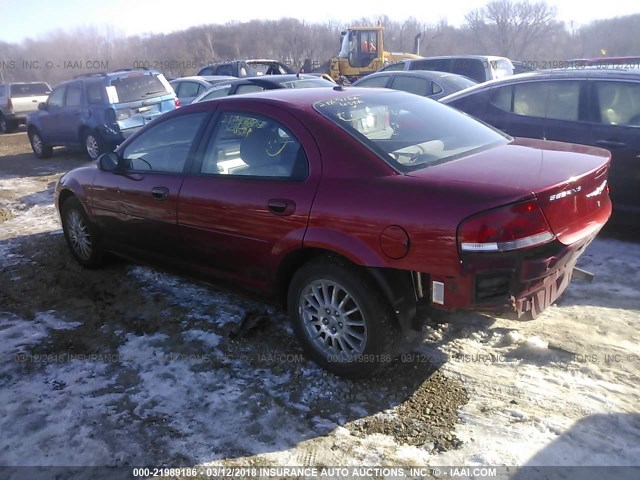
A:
[97,152,119,172]
[38,102,47,111]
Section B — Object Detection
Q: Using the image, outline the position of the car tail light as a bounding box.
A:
[174,97,181,108]
[458,200,554,252]
[7,97,13,112]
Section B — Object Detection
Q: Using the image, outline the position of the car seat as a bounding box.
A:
[239,128,290,177]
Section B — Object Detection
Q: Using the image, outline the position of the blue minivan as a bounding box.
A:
[27,69,178,159]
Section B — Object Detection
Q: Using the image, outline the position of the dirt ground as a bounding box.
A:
[1,131,639,480]
[0,133,468,472]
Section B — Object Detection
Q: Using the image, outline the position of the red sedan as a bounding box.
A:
[54,87,612,377]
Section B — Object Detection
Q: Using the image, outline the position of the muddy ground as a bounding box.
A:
[0,132,468,474]
[1,131,638,480]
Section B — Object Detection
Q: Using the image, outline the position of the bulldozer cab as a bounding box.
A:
[339,28,381,69]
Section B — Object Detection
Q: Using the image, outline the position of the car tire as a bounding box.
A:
[0,114,15,133]
[84,130,107,160]
[28,129,53,159]
[60,197,105,269]
[288,256,399,378]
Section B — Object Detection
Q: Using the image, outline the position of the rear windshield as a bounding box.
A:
[108,73,171,104]
[10,83,51,97]
[314,90,508,173]
[446,75,477,90]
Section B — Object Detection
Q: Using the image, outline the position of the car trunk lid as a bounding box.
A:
[408,138,612,245]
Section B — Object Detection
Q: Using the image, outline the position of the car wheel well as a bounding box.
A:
[57,189,77,210]
[78,125,91,142]
[276,248,418,333]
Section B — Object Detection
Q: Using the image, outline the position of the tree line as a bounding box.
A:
[1,0,639,85]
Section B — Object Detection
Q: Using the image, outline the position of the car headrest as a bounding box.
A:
[240,128,280,167]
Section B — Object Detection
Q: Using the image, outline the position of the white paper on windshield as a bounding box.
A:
[105,86,119,104]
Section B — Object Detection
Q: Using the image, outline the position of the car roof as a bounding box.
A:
[356,70,466,81]
[407,55,511,62]
[176,86,413,118]
[209,74,331,88]
[171,75,236,83]
[440,67,640,102]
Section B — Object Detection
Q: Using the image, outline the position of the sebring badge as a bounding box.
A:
[549,186,581,202]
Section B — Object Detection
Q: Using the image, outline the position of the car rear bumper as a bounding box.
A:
[466,231,598,319]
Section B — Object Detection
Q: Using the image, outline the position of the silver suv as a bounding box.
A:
[380,55,514,83]
[0,82,51,133]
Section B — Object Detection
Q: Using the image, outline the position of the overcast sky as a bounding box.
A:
[1,0,638,43]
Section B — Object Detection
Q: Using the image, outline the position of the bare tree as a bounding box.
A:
[465,0,559,59]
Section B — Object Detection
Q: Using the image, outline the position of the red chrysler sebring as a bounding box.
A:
[54,87,612,377]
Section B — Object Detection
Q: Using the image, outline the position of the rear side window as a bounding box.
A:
[200,112,308,180]
[108,74,171,104]
[418,59,452,72]
[390,75,429,96]
[87,83,104,104]
[0,86,6,96]
[491,81,580,121]
[594,81,640,127]
[452,59,486,83]
[9,83,51,97]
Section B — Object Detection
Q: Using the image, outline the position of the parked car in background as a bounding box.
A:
[27,68,177,160]
[380,55,514,83]
[511,60,537,74]
[55,87,611,377]
[192,74,335,102]
[170,76,236,105]
[440,68,640,223]
[0,81,51,133]
[351,70,476,100]
[197,59,295,77]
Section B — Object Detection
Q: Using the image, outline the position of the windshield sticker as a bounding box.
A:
[316,96,365,109]
[105,86,119,104]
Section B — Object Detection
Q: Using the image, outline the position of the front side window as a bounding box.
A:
[355,75,390,88]
[595,81,640,126]
[200,86,232,102]
[177,81,200,98]
[200,112,308,180]
[235,84,265,95]
[122,112,208,173]
[380,62,405,72]
[315,90,508,172]
[47,86,66,108]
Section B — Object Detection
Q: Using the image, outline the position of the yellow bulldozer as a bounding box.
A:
[315,26,422,83]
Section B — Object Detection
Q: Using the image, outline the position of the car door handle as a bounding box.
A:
[267,199,295,216]
[151,187,169,201]
[595,139,627,149]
